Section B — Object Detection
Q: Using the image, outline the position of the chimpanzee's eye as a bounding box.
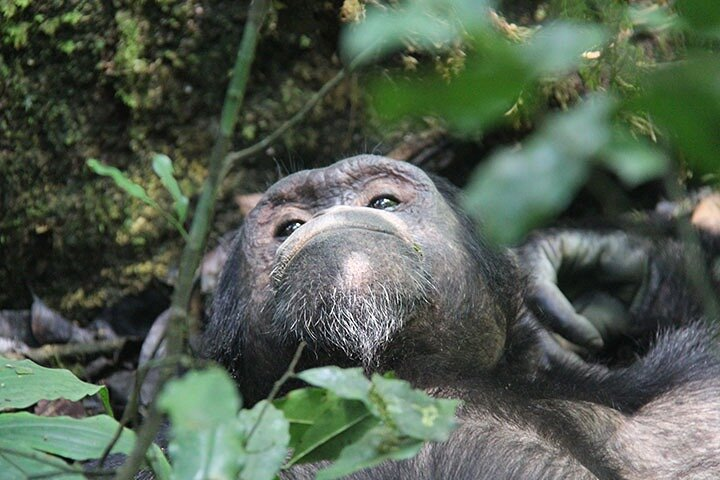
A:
[368,195,400,211]
[275,220,304,239]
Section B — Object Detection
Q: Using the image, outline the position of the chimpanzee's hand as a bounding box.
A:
[515,230,652,354]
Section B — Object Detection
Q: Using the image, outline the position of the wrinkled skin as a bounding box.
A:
[205,155,720,479]
[206,155,519,406]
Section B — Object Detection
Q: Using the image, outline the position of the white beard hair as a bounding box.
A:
[272,275,432,368]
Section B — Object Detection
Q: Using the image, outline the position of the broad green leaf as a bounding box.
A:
[676,0,720,37]
[463,96,614,244]
[159,368,244,480]
[601,133,669,187]
[237,401,290,480]
[297,367,372,404]
[629,4,678,31]
[0,356,110,414]
[288,398,375,465]
[370,35,531,133]
[0,412,133,459]
[341,0,489,63]
[274,387,327,424]
[152,154,189,223]
[0,440,83,480]
[86,159,155,206]
[158,367,240,425]
[168,424,243,480]
[371,375,459,442]
[522,22,607,75]
[0,413,170,479]
[276,388,377,466]
[274,387,328,448]
[315,426,424,480]
[627,56,720,175]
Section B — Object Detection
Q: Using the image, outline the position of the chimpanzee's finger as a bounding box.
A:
[530,280,604,349]
[535,329,587,370]
[572,291,632,340]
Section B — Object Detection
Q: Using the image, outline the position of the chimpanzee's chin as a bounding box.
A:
[272,285,427,367]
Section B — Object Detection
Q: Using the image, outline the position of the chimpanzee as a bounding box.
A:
[205,154,720,479]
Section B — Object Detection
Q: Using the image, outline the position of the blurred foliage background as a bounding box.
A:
[1,0,718,320]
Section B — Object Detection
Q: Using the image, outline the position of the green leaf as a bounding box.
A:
[315,426,424,480]
[274,387,327,450]
[0,413,169,479]
[287,398,375,465]
[370,34,531,133]
[0,440,84,480]
[86,159,155,206]
[297,367,372,404]
[0,356,110,413]
[159,368,244,480]
[159,368,240,425]
[463,96,614,244]
[0,412,134,460]
[676,0,720,37]
[627,55,720,175]
[276,388,377,466]
[237,401,290,480]
[371,375,459,442]
[152,154,189,223]
[601,133,669,187]
[340,0,489,63]
[168,424,243,480]
[522,22,607,75]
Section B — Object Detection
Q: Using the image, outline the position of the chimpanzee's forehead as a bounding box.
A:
[261,155,432,203]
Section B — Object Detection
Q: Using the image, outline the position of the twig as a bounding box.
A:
[246,341,306,443]
[113,2,271,478]
[98,365,147,467]
[23,339,126,365]
[222,50,370,174]
[98,354,195,468]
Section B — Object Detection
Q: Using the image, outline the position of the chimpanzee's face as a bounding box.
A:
[238,155,471,366]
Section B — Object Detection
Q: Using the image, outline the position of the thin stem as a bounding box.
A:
[223,49,370,175]
[113,3,270,478]
[246,341,306,443]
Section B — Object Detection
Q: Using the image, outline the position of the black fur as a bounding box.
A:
[206,155,720,479]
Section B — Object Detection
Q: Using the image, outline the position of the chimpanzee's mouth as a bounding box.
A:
[271,208,415,287]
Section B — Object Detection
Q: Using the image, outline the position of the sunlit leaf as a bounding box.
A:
[237,401,290,480]
[0,440,83,480]
[315,426,423,480]
[0,412,133,459]
[152,154,189,223]
[159,368,244,480]
[86,159,155,206]
[601,132,669,187]
[341,0,489,63]
[370,35,531,133]
[0,356,110,414]
[371,375,459,442]
[0,413,170,479]
[287,399,375,465]
[297,367,372,404]
[464,97,614,244]
[522,22,607,75]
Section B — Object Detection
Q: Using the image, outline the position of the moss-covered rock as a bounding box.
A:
[0,0,380,318]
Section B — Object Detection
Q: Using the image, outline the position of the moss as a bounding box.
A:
[0,0,388,319]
